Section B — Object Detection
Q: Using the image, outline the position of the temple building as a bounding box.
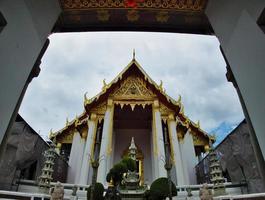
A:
[49,56,214,186]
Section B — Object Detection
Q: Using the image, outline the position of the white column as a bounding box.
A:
[97,99,114,185]
[179,140,189,185]
[182,130,197,184]
[67,130,82,183]
[152,100,167,178]
[151,126,158,181]
[79,114,97,185]
[0,0,61,144]
[74,135,85,184]
[167,114,186,185]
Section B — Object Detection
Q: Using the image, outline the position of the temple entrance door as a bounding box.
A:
[113,104,152,185]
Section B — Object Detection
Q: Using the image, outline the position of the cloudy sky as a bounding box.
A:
[19,32,244,144]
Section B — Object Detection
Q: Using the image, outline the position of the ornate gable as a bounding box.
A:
[111,75,156,100]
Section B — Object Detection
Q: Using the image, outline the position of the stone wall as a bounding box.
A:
[196,120,265,193]
[0,114,68,190]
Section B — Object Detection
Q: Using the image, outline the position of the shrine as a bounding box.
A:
[49,54,214,186]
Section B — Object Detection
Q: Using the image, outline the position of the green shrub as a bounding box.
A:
[106,157,136,186]
[87,182,104,200]
[113,162,127,174]
[121,157,136,171]
[149,177,177,200]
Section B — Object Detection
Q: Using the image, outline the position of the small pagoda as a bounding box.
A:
[209,147,226,196]
[38,143,57,193]
[123,137,140,190]
[119,138,147,199]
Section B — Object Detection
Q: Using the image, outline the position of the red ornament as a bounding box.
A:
[125,0,144,8]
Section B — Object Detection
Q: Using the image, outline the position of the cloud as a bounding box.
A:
[19,32,244,142]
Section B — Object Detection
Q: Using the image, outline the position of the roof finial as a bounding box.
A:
[133,49,135,60]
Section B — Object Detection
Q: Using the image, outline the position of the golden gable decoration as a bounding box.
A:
[111,76,155,100]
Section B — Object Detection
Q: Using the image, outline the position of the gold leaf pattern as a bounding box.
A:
[111,76,155,100]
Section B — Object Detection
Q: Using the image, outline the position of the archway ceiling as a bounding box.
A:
[55,0,213,34]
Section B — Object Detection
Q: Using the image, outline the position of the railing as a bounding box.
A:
[16,179,248,200]
[213,193,265,200]
[176,182,246,192]
[18,179,89,191]
[0,190,50,200]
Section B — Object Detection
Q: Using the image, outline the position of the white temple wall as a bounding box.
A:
[113,129,153,184]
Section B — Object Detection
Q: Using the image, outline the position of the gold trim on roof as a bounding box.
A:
[60,0,207,12]
[84,59,181,109]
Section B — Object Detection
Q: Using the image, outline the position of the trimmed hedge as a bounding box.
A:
[87,182,104,200]
[149,177,177,200]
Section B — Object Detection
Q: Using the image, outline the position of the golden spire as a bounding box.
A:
[103,78,107,87]
[177,95,182,103]
[180,104,185,114]
[133,49,135,60]
[74,115,79,127]
[49,129,54,139]
[159,80,163,91]
[196,120,200,128]
[84,92,88,104]
[84,92,92,105]
[66,117,69,126]
[102,78,108,91]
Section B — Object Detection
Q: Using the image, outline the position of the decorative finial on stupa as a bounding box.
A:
[129,137,137,160]
[129,137,137,150]
[133,49,136,60]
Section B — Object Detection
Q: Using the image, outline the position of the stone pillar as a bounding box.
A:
[152,100,167,178]
[67,130,81,183]
[0,0,61,145]
[181,130,197,184]
[97,99,114,185]
[167,114,185,185]
[206,1,265,187]
[79,114,97,185]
